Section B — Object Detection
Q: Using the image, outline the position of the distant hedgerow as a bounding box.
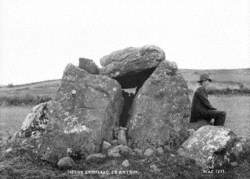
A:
[208,88,250,95]
[0,95,52,106]
[7,84,14,88]
[188,88,250,95]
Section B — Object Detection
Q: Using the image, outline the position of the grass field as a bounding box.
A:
[0,79,60,97]
[0,80,59,105]
[0,106,31,140]
[210,95,250,138]
[0,68,250,140]
[0,95,250,140]
[0,68,250,105]
[1,92,250,179]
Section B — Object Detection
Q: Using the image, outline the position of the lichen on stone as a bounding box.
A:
[64,124,91,134]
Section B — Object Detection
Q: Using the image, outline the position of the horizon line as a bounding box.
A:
[1,67,250,86]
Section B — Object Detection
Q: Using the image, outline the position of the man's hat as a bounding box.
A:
[198,73,212,83]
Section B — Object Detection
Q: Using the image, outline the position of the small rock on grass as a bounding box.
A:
[102,141,112,151]
[170,153,175,157]
[144,148,154,157]
[122,160,130,167]
[108,145,133,157]
[118,145,133,155]
[57,157,75,170]
[108,147,121,158]
[134,148,143,156]
[86,153,106,162]
[150,164,161,172]
[156,147,164,155]
[5,148,13,153]
[231,162,238,167]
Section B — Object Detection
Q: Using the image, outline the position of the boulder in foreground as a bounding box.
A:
[178,125,250,168]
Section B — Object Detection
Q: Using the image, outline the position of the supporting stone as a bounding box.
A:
[127,60,190,151]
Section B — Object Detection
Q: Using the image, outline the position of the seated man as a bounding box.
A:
[190,74,226,126]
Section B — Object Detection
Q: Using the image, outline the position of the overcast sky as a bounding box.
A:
[0,0,249,85]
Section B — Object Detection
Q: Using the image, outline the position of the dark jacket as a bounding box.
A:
[190,86,216,122]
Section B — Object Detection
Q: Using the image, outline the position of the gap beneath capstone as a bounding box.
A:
[117,67,157,127]
[119,89,135,127]
[114,67,156,89]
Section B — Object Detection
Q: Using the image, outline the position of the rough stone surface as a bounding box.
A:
[187,129,196,137]
[177,125,245,168]
[79,58,99,74]
[100,45,165,68]
[16,64,123,164]
[188,120,210,131]
[100,45,165,88]
[128,61,190,151]
[20,102,49,135]
[57,157,75,170]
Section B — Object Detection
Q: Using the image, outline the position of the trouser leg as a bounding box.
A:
[206,110,226,126]
[214,111,226,126]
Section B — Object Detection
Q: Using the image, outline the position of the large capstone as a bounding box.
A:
[127,61,190,151]
[177,126,249,169]
[16,64,123,164]
[100,45,165,88]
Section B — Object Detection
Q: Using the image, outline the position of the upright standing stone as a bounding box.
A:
[16,64,123,164]
[128,60,190,151]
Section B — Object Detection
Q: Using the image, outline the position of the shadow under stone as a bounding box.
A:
[119,90,135,127]
[114,67,156,89]
[117,67,157,127]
